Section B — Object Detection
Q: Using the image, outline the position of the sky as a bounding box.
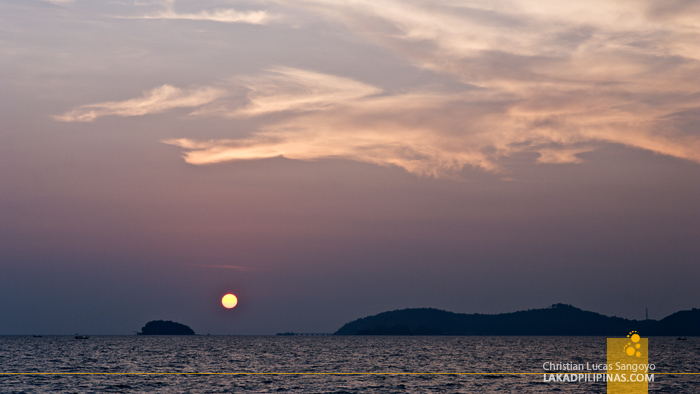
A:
[1,0,699,335]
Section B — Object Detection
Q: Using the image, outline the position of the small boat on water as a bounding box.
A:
[677,337,687,340]
[33,335,42,338]
[74,335,89,339]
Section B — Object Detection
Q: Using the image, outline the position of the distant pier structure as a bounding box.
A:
[276,332,331,336]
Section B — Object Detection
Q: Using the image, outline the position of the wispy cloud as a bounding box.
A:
[131,9,272,24]
[73,0,700,176]
[184,0,699,174]
[164,79,504,175]
[192,67,382,117]
[55,85,225,122]
[40,0,75,4]
[279,0,700,77]
[163,65,700,176]
[126,0,273,24]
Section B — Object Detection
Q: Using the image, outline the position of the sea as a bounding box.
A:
[1,336,697,393]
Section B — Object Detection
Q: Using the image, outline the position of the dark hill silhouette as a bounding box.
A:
[334,304,700,336]
[653,308,700,336]
[137,320,195,335]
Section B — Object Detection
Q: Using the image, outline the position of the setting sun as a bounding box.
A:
[221,294,238,309]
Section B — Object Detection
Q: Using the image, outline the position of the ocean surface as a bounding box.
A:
[1,336,697,393]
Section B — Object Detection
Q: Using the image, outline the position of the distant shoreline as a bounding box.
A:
[8,333,698,337]
[9,304,700,336]
[334,304,700,336]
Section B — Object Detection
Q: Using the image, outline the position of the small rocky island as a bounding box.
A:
[137,320,195,335]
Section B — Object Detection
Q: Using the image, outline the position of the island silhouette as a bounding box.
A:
[137,320,195,335]
[334,304,700,336]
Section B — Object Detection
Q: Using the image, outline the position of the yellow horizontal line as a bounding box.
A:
[0,372,534,375]
[1,372,698,375]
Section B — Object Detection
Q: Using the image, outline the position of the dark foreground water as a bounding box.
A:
[0,336,697,393]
